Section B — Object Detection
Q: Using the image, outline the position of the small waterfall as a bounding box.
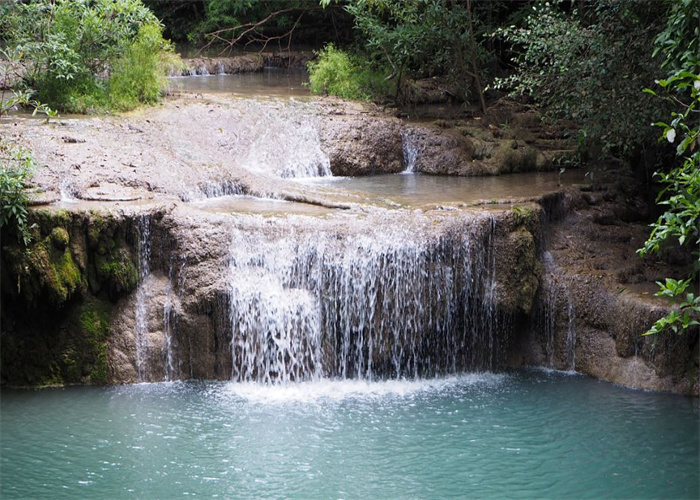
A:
[162,261,176,382]
[134,215,151,382]
[236,102,332,179]
[401,130,419,173]
[227,213,503,384]
[540,252,557,367]
[537,252,577,371]
[215,62,225,75]
[59,179,78,203]
[565,288,577,371]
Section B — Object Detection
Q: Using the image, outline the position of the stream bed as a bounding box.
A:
[1,369,698,499]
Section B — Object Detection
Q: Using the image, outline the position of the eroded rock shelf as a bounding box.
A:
[1,90,697,395]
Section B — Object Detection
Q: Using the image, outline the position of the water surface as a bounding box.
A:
[2,370,697,499]
[169,68,309,98]
[300,170,582,207]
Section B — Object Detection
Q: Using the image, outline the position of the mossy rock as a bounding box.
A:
[0,296,115,386]
[495,143,538,173]
[4,239,83,308]
[1,208,141,386]
[50,227,70,250]
[71,296,113,384]
[92,248,138,299]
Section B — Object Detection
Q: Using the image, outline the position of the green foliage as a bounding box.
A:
[109,23,178,110]
[307,43,393,100]
[189,0,253,44]
[644,279,700,336]
[2,0,176,113]
[638,0,699,335]
[0,141,35,246]
[0,47,58,119]
[494,0,668,159]
[344,0,493,103]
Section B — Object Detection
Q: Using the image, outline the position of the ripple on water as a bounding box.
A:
[0,371,697,500]
[221,372,507,404]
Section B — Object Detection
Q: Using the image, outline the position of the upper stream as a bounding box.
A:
[169,67,310,98]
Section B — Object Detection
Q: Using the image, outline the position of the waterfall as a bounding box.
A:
[537,252,578,371]
[134,214,151,382]
[236,102,332,179]
[162,260,176,382]
[59,179,78,203]
[565,289,577,371]
[401,130,419,173]
[227,213,504,383]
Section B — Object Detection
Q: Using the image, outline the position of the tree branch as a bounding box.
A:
[198,6,328,57]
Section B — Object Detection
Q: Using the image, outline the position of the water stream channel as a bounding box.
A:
[1,69,698,499]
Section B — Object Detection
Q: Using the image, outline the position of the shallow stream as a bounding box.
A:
[169,68,310,99]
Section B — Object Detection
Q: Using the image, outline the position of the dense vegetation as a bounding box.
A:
[0,0,177,113]
[142,0,353,49]
[493,0,668,160]
[0,141,34,246]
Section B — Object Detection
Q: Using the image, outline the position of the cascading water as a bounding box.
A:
[134,214,152,382]
[537,252,578,371]
[227,212,504,384]
[162,260,176,382]
[565,287,577,370]
[401,130,419,173]
[236,102,331,179]
[59,178,78,203]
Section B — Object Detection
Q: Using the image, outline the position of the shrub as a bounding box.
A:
[638,0,699,335]
[109,23,178,111]
[0,141,35,246]
[307,44,393,101]
[2,0,176,113]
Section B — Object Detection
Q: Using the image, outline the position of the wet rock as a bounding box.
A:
[494,208,543,316]
[319,112,403,175]
[402,125,477,175]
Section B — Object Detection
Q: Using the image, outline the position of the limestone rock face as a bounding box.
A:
[402,125,477,176]
[516,185,699,396]
[174,55,264,76]
[318,110,404,176]
[494,222,542,316]
[2,91,696,393]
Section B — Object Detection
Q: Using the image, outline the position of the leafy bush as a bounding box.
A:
[638,0,699,335]
[109,23,177,111]
[307,44,393,100]
[0,141,35,246]
[2,0,176,113]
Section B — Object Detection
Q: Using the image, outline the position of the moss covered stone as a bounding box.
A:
[94,248,139,298]
[1,208,141,386]
[75,297,112,384]
[50,226,70,250]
